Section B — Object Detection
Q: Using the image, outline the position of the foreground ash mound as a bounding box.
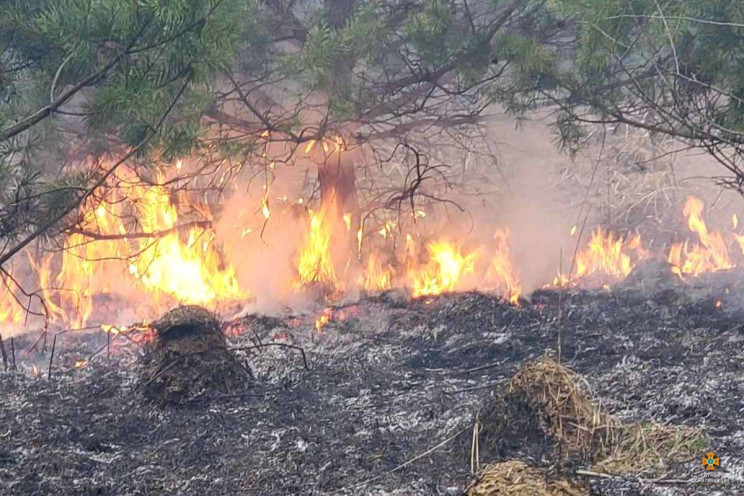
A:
[141,305,252,404]
[0,282,743,495]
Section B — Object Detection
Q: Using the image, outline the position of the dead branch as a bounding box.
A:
[66,220,213,241]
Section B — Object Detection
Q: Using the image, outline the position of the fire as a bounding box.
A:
[10,154,744,339]
[303,136,344,155]
[0,274,27,326]
[105,175,244,306]
[556,227,644,285]
[408,241,478,297]
[668,197,732,278]
[378,220,396,239]
[315,308,332,331]
[300,209,519,302]
[2,165,245,329]
[100,324,119,335]
[296,203,338,286]
[487,230,521,304]
[102,323,156,344]
[362,254,394,291]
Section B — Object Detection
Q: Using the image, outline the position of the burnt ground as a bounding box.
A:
[0,272,743,495]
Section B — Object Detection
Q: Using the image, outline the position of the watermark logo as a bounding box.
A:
[702,452,720,471]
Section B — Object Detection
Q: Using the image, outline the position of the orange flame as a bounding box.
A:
[19,165,744,334]
[668,197,732,278]
[556,227,644,285]
[111,175,243,306]
[408,240,478,297]
[315,308,332,331]
[487,229,521,304]
[362,254,394,291]
[6,166,245,329]
[0,272,27,327]
[296,203,338,287]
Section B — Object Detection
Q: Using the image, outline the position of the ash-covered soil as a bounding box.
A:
[0,278,743,495]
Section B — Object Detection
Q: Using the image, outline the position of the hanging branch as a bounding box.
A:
[0,77,192,269]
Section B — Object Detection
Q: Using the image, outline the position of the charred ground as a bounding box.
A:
[0,271,743,495]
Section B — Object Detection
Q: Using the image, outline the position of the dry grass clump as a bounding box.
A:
[465,460,587,496]
[141,305,252,404]
[507,355,620,462]
[562,126,683,234]
[477,354,705,478]
[597,421,706,474]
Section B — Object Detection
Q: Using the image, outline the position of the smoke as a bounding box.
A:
[214,165,312,314]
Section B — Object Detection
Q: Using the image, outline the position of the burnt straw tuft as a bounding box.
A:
[140,305,252,404]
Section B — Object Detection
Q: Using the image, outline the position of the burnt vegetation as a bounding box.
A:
[0,284,743,494]
[0,0,744,495]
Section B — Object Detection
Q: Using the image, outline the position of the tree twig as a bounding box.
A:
[0,76,191,269]
[0,335,7,371]
[47,334,57,380]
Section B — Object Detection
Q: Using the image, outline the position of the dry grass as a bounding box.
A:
[563,126,683,233]
[507,355,620,461]
[504,355,705,475]
[598,421,706,474]
[465,460,587,496]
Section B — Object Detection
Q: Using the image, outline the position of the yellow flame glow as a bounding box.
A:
[487,229,521,304]
[297,203,338,286]
[362,254,394,291]
[668,197,732,278]
[408,241,478,297]
[555,227,644,285]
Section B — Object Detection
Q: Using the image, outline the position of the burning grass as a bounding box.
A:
[669,196,737,278]
[6,181,744,337]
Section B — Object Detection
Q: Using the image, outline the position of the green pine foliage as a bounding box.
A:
[0,0,246,242]
[5,0,744,260]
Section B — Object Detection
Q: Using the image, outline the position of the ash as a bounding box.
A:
[0,277,743,495]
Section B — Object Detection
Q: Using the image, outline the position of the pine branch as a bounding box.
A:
[0,77,191,268]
